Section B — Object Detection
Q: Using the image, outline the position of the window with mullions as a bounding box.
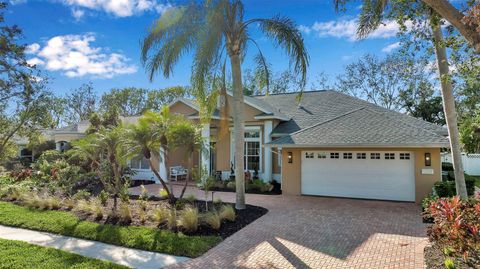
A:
[129,155,150,169]
[330,152,340,159]
[357,153,366,159]
[371,153,381,159]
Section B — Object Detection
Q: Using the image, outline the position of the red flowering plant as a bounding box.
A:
[426,196,480,264]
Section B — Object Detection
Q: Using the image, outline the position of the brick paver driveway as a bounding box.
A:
[130,185,428,269]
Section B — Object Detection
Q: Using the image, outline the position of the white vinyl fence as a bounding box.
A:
[441,153,480,176]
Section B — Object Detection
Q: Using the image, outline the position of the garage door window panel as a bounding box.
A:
[385,153,395,160]
[371,153,380,159]
[357,153,366,159]
[330,153,339,159]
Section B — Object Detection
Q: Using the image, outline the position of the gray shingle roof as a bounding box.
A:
[253,90,447,137]
[268,107,449,147]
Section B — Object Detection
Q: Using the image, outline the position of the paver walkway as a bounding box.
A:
[131,184,429,269]
[0,225,189,269]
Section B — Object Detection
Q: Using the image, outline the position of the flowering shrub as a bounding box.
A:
[426,196,480,264]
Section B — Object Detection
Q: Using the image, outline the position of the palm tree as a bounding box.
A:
[334,0,468,199]
[166,118,203,198]
[91,126,131,211]
[68,135,102,171]
[141,0,309,209]
[125,109,175,203]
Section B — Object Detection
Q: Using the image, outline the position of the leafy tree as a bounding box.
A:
[141,0,309,209]
[145,86,189,111]
[459,110,480,154]
[0,3,53,160]
[64,82,97,125]
[336,53,434,112]
[334,0,469,198]
[243,68,303,96]
[100,87,148,116]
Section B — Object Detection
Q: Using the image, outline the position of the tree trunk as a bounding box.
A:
[230,53,246,210]
[179,154,192,199]
[431,22,468,199]
[148,158,175,203]
[422,0,480,53]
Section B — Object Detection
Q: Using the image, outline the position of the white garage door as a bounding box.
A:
[301,151,415,202]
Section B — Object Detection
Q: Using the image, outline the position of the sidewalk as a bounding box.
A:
[0,225,189,269]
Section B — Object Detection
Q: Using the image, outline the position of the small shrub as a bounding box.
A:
[261,183,274,192]
[76,199,91,213]
[167,208,177,230]
[91,200,103,220]
[205,212,221,230]
[49,196,61,210]
[443,247,455,256]
[8,187,24,201]
[119,181,130,203]
[434,181,455,197]
[444,258,455,269]
[119,203,132,224]
[219,205,236,222]
[138,199,148,211]
[139,185,149,201]
[226,182,235,190]
[152,207,169,225]
[99,190,109,206]
[185,194,196,204]
[64,198,75,210]
[213,198,223,204]
[175,199,186,210]
[73,190,91,201]
[159,188,168,198]
[178,207,198,233]
[139,208,147,224]
[25,195,41,209]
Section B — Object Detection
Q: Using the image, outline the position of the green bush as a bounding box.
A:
[226,181,236,190]
[434,177,476,197]
[0,202,221,257]
[178,207,199,233]
[442,162,454,171]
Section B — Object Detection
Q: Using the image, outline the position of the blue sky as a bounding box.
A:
[8,0,405,95]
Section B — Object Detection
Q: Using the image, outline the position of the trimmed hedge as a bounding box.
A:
[434,176,476,197]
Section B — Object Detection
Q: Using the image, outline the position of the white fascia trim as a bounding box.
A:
[168,98,199,111]
[264,143,450,148]
[254,115,290,121]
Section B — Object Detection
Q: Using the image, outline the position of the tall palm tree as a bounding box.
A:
[141,0,309,209]
[125,109,175,203]
[334,0,468,199]
[68,135,102,171]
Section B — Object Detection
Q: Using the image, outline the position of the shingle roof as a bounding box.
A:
[268,107,449,147]
[253,90,447,137]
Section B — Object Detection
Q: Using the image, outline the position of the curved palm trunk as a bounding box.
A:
[148,158,175,203]
[230,53,246,210]
[431,22,468,199]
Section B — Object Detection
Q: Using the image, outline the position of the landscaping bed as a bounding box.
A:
[209,179,282,195]
[424,244,479,269]
[0,238,128,269]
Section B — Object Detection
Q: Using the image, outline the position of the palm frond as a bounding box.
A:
[246,16,309,89]
[141,4,203,80]
[357,0,389,39]
[249,38,271,95]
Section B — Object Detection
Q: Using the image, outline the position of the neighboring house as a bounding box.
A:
[43,90,449,203]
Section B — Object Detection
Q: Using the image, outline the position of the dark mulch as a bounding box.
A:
[424,244,479,269]
[209,187,281,195]
[62,196,268,239]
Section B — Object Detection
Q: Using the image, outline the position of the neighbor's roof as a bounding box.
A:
[267,106,449,148]
[253,90,448,137]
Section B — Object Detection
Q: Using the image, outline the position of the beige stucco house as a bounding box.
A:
[46,90,449,203]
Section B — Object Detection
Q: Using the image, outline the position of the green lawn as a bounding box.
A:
[0,202,221,257]
[472,175,480,188]
[0,238,128,269]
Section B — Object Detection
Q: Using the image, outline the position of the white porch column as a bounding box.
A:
[158,147,167,183]
[201,123,211,176]
[264,120,273,182]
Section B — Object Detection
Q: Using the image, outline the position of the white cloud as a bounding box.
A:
[27,57,45,66]
[25,43,40,54]
[298,25,311,34]
[27,33,137,78]
[301,18,409,41]
[381,42,400,53]
[71,8,85,20]
[63,0,172,17]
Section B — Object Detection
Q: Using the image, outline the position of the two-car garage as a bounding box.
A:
[300,151,416,202]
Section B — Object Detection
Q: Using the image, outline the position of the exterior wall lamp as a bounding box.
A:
[288,151,293,163]
[425,153,431,167]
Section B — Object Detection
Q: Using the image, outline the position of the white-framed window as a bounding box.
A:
[400,153,410,160]
[385,153,395,160]
[305,152,314,159]
[317,152,327,159]
[357,153,366,159]
[343,153,353,159]
[371,153,381,159]
[230,127,262,172]
[330,152,339,159]
[129,155,150,170]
